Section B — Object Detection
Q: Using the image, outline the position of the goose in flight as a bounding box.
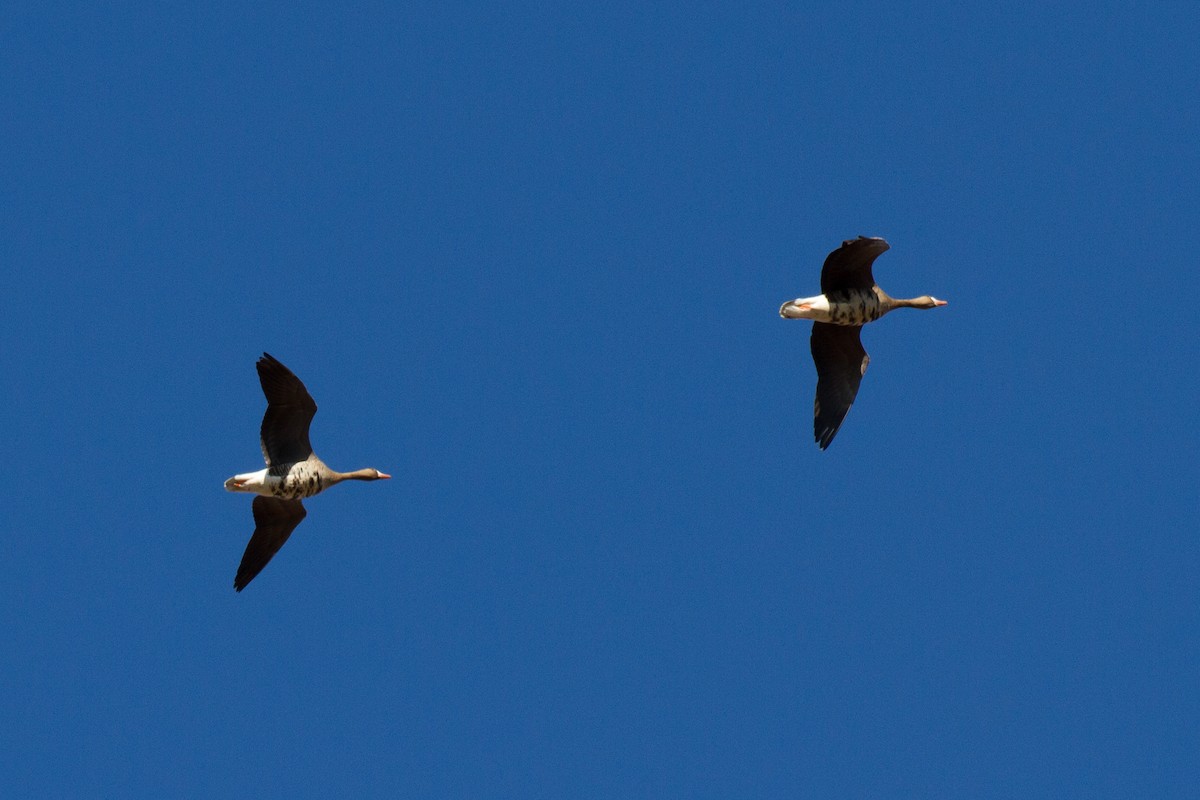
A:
[779,237,947,449]
[225,353,390,591]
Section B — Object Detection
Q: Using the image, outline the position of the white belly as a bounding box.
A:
[779,294,833,322]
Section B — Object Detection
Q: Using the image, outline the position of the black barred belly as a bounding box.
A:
[269,462,326,499]
[826,290,883,326]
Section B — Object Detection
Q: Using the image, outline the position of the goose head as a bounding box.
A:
[345,468,391,481]
[890,295,948,310]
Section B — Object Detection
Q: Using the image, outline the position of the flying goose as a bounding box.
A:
[779,236,947,449]
[225,353,390,591]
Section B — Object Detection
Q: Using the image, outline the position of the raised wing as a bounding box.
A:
[234,496,307,591]
[820,236,889,294]
[810,322,870,450]
[256,353,317,466]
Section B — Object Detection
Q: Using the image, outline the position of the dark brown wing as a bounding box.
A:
[820,236,889,294]
[810,322,870,450]
[234,496,307,591]
[256,353,317,466]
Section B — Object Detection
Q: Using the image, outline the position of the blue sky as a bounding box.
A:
[2,3,1197,797]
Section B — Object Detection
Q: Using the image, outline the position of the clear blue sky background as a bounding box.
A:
[2,3,1197,797]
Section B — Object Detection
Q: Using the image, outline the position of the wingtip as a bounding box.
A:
[844,235,889,251]
[815,426,838,450]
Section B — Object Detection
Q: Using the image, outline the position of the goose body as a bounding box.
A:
[779,237,947,450]
[225,353,390,591]
[225,456,381,500]
[778,288,886,326]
